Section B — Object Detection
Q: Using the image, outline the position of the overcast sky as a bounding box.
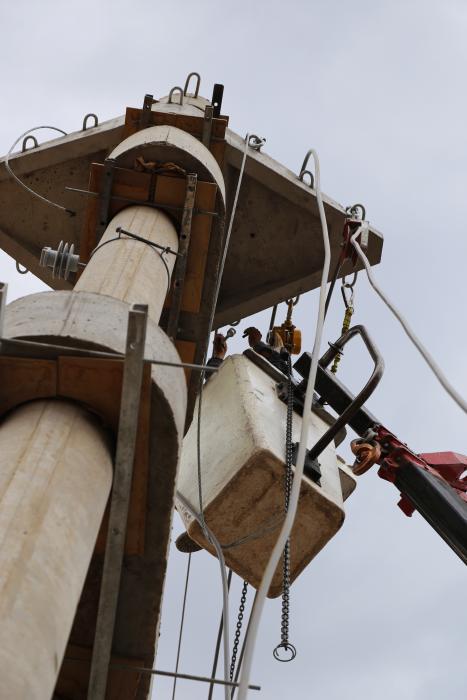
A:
[1,1,466,699]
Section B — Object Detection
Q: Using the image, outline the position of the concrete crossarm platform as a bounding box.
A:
[0,115,383,323]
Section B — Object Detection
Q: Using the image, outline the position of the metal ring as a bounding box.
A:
[298,150,315,188]
[273,642,297,662]
[248,134,266,151]
[168,87,184,105]
[299,169,314,188]
[21,135,38,153]
[341,284,354,309]
[183,72,201,97]
[285,295,300,306]
[16,261,28,274]
[343,271,358,289]
[346,203,366,220]
[82,113,98,131]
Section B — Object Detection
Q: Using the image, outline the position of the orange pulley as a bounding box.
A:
[270,297,302,354]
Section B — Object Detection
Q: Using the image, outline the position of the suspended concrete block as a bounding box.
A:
[176,353,355,597]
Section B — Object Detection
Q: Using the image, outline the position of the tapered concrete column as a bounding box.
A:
[75,205,178,324]
[0,399,113,700]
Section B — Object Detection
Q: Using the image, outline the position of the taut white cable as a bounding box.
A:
[351,229,467,415]
[237,149,332,699]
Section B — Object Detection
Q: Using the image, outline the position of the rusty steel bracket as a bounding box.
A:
[87,304,148,700]
[202,104,214,148]
[166,173,198,340]
[140,93,156,128]
[0,282,7,338]
[211,83,224,118]
[96,158,116,242]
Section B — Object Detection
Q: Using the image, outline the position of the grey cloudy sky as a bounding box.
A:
[1,1,466,699]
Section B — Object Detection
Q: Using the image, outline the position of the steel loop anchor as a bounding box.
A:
[298,150,316,188]
[168,86,184,105]
[273,642,297,662]
[21,135,38,152]
[82,113,99,131]
[183,71,201,97]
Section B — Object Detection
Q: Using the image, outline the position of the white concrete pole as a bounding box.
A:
[0,201,179,699]
[75,205,179,324]
[0,400,113,700]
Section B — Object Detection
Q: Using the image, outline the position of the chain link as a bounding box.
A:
[273,353,296,662]
[230,580,249,681]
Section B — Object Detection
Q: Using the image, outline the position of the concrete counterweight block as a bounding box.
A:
[177,354,354,598]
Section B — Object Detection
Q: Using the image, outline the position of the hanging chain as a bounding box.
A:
[273,353,296,662]
[230,579,249,681]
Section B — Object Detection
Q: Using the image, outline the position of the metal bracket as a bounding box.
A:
[140,93,155,128]
[211,83,224,118]
[87,304,148,700]
[166,173,198,340]
[292,443,321,485]
[96,158,116,241]
[202,104,214,148]
[0,282,7,338]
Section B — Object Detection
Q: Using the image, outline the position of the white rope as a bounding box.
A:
[4,126,74,215]
[176,492,231,700]
[237,149,332,699]
[351,228,467,415]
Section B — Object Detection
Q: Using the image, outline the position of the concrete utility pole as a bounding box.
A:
[0,72,384,700]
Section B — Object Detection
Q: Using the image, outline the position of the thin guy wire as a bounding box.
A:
[171,553,192,700]
[208,569,233,700]
[196,133,260,529]
[351,228,467,414]
[4,126,75,215]
[175,491,231,700]
[88,230,172,296]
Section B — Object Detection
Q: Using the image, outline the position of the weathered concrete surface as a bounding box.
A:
[0,400,113,700]
[75,205,179,324]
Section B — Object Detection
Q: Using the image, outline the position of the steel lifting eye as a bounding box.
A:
[183,72,201,97]
[168,87,184,105]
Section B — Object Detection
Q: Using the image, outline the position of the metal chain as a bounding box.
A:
[230,580,249,681]
[273,354,296,662]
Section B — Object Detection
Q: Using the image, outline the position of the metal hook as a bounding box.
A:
[298,150,316,188]
[298,169,314,188]
[183,72,201,97]
[273,642,297,662]
[21,135,38,153]
[225,327,236,339]
[341,283,354,309]
[343,271,358,289]
[82,113,99,131]
[168,87,184,105]
[16,261,28,274]
[248,134,266,151]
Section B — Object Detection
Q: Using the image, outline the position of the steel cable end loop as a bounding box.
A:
[273,642,297,662]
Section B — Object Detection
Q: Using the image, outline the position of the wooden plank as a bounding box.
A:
[56,644,146,700]
[0,356,56,416]
[122,107,228,166]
